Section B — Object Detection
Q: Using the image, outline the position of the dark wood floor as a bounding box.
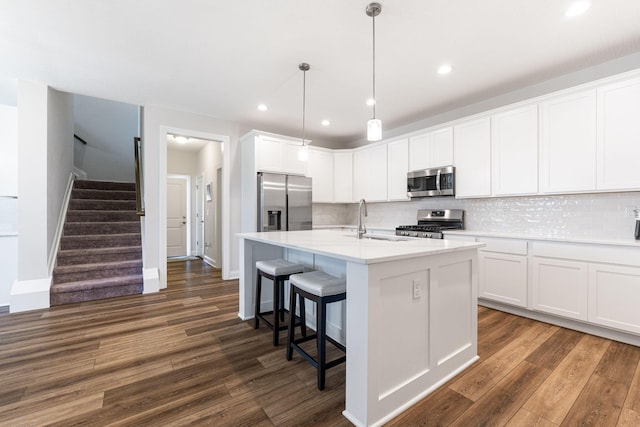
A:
[1,259,639,426]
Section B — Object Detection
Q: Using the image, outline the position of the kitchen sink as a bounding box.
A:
[346,234,410,242]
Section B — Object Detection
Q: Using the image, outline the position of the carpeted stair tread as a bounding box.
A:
[56,246,142,266]
[50,275,143,305]
[60,233,141,250]
[69,199,137,211]
[54,259,142,279]
[63,221,141,235]
[71,188,136,201]
[66,210,139,223]
[73,180,136,191]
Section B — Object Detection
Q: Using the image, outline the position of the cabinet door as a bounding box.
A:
[589,263,640,334]
[408,132,429,171]
[454,117,491,198]
[387,139,409,201]
[308,148,334,203]
[540,90,597,193]
[479,252,527,307]
[333,151,353,203]
[491,105,538,196]
[597,77,640,190]
[353,148,369,201]
[531,257,588,321]
[429,127,453,168]
[256,137,285,173]
[284,143,309,176]
[368,144,388,201]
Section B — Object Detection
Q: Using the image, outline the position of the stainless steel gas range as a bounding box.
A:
[395,209,464,239]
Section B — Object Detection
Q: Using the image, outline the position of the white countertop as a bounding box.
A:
[443,229,640,248]
[238,229,484,264]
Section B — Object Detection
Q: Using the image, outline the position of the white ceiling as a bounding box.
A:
[1,1,640,146]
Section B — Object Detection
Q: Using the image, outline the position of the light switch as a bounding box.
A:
[412,279,421,300]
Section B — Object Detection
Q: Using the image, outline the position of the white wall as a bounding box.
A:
[0,104,18,306]
[142,105,239,292]
[196,141,223,266]
[74,94,138,181]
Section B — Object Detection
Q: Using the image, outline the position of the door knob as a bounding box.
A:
[182,221,186,225]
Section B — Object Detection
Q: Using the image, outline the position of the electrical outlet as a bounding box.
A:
[412,279,421,300]
[625,206,637,218]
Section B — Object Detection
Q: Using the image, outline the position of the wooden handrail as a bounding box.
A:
[74,134,88,145]
[134,137,145,216]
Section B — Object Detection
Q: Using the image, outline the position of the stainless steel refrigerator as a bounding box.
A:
[257,172,312,232]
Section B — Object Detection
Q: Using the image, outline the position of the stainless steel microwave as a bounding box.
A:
[407,166,455,198]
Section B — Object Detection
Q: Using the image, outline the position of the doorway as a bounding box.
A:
[196,175,204,257]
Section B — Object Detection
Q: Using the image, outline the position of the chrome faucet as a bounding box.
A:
[357,198,368,239]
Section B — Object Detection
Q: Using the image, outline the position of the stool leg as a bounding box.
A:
[299,294,307,338]
[286,285,297,361]
[279,279,286,322]
[272,278,280,346]
[254,273,262,329]
[317,298,327,391]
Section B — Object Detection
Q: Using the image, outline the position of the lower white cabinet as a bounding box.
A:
[589,263,640,334]
[531,257,588,321]
[479,252,527,308]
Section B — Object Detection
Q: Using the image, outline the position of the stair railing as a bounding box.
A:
[134,137,145,216]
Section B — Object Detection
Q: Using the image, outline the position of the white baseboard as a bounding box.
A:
[143,268,160,294]
[73,166,88,180]
[202,255,217,268]
[10,277,51,313]
[226,269,239,280]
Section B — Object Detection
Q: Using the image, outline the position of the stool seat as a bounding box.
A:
[287,270,346,390]
[256,259,304,276]
[254,259,305,346]
[289,271,346,297]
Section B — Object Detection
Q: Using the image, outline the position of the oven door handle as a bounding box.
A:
[436,170,441,194]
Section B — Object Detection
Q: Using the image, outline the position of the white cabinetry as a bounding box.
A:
[308,148,334,203]
[531,256,588,321]
[589,263,640,334]
[387,138,409,201]
[597,76,640,190]
[408,127,453,171]
[478,238,527,308]
[285,143,308,176]
[255,135,308,176]
[454,117,491,198]
[540,90,597,193]
[491,105,538,196]
[353,144,387,202]
[333,151,353,203]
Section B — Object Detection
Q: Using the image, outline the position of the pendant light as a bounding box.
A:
[298,62,310,162]
[366,2,382,141]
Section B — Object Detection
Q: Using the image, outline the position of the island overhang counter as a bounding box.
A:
[237,229,484,427]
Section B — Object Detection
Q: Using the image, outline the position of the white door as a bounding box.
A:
[167,177,187,257]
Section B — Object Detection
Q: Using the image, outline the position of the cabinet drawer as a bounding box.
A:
[477,237,527,255]
[532,241,640,267]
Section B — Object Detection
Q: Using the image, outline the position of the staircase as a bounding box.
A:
[51,180,143,305]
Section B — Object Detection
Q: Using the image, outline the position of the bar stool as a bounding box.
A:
[286,270,346,390]
[254,259,306,346]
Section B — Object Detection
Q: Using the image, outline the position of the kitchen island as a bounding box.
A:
[238,229,484,427]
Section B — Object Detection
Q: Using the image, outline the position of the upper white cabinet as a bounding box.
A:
[491,105,538,196]
[408,127,453,171]
[387,138,409,201]
[454,117,491,198]
[254,135,308,176]
[308,148,334,203]
[333,151,354,203]
[540,90,597,193]
[353,143,387,202]
[597,76,640,191]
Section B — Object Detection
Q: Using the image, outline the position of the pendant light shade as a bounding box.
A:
[366,2,382,142]
[298,62,310,161]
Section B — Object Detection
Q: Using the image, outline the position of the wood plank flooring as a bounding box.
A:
[1,259,639,426]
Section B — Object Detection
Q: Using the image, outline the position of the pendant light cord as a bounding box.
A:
[302,67,306,146]
[372,10,376,120]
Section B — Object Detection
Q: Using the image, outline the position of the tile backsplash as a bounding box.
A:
[313,192,640,240]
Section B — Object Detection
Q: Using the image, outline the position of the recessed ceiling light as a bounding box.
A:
[257,104,268,111]
[437,64,453,75]
[366,98,376,106]
[175,135,188,144]
[321,120,331,126]
[565,1,590,17]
